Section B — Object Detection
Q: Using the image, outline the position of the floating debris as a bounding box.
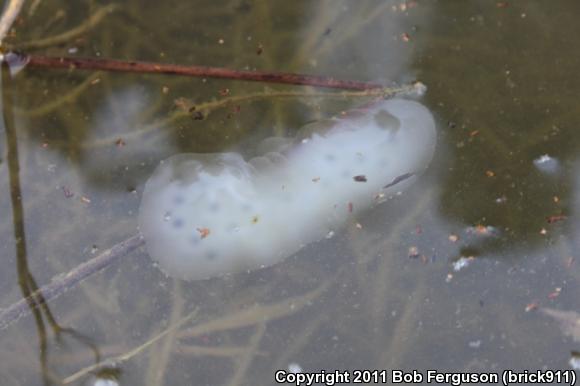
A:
[533,154,560,175]
[569,352,580,370]
[61,186,74,198]
[452,256,474,272]
[384,172,414,189]
[374,192,386,201]
[448,234,459,243]
[408,246,420,258]
[546,214,567,224]
[465,225,499,237]
[547,287,562,299]
[525,303,538,312]
[468,340,482,349]
[495,195,507,204]
[197,227,211,239]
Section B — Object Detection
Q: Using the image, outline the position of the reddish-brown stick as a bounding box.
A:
[16,53,386,91]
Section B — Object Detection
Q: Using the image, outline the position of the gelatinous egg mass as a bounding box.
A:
[138,99,437,280]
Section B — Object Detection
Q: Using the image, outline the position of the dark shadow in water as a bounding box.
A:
[2,62,101,385]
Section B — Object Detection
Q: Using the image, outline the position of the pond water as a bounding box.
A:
[1,1,579,385]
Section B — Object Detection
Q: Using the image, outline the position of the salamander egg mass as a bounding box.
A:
[138,99,437,280]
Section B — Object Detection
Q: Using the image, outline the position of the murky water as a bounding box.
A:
[1,1,579,385]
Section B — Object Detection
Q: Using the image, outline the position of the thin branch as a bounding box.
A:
[0,234,145,331]
[15,53,387,90]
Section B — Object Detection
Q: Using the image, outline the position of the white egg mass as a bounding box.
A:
[138,99,437,280]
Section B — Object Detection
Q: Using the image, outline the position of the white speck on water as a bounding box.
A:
[533,154,560,175]
[569,355,580,370]
[468,340,482,349]
[91,377,119,386]
[288,363,303,373]
[453,257,474,272]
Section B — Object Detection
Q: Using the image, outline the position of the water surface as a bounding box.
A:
[1,1,579,385]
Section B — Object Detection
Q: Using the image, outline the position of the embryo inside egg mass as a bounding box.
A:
[138,98,437,280]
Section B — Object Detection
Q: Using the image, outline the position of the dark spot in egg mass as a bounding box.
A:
[209,202,220,212]
[324,154,336,162]
[206,251,218,260]
[173,195,185,205]
[172,218,184,228]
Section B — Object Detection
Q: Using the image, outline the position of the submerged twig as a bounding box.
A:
[17,53,387,90]
[0,234,145,331]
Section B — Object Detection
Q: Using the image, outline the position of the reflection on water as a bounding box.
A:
[0,0,580,385]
